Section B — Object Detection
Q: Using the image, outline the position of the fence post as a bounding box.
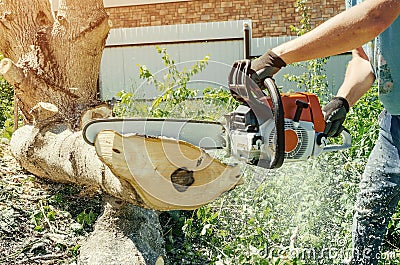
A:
[243,22,251,59]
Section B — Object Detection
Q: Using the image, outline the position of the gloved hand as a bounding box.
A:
[250,49,287,89]
[322,97,350,137]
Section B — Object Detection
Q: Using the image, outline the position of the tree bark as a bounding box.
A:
[10,124,147,207]
[0,0,109,126]
[78,196,165,265]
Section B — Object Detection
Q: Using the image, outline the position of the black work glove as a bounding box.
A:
[322,97,350,137]
[250,49,287,89]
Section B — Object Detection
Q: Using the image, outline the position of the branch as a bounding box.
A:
[80,104,112,128]
[0,58,24,84]
[10,124,148,208]
[0,58,79,122]
[30,102,59,125]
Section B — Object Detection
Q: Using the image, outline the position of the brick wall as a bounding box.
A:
[106,0,345,38]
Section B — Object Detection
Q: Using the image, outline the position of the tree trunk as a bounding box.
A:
[0,1,241,263]
[0,1,164,263]
[0,0,108,127]
[78,196,165,265]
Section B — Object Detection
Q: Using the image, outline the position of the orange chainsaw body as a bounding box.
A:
[265,92,326,155]
[266,92,325,132]
[280,92,326,133]
[227,60,350,169]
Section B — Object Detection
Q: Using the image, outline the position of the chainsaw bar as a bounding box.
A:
[83,118,226,150]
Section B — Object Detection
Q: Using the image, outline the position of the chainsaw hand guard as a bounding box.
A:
[227,60,285,169]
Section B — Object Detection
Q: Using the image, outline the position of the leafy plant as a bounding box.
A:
[113,90,148,117]
[289,0,311,35]
[69,244,81,257]
[203,86,239,109]
[137,46,209,117]
[284,0,331,103]
[343,86,382,159]
[30,201,58,232]
[0,73,15,139]
[77,209,97,229]
[113,47,241,124]
[113,47,222,120]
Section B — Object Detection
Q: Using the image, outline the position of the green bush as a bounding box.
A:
[114,47,236,121]
[138,46,208,118]
[344,86,382,159]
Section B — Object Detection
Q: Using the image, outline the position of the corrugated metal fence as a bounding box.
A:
[99,20,351,100]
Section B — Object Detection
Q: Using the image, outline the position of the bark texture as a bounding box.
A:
[10,124,147,207]
[0,0,109,126]
[78,196,165,265]
[1,1,164,264]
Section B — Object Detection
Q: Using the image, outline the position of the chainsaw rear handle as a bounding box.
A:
[228,60,285,169]
[322,128,352,153]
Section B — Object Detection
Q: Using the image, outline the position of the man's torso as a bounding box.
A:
[347,0,400,115]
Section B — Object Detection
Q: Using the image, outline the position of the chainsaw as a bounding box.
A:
[83,60,351,169]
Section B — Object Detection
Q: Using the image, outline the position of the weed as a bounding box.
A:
[77,209,97,229]
[138,46,209,118]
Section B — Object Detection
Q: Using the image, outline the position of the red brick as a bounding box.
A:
[202,3,213,8]
[106,0,345,38]
[221,2,233,7]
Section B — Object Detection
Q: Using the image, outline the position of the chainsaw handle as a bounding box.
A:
[262,78,285,169]
[228,60,285,169]
[322,128,352,153]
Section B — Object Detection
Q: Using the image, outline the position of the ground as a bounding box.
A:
[0,143,103,264]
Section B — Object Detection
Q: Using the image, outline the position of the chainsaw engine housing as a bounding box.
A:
[225,92,327,167]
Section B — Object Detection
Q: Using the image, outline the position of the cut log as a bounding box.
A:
[95,130,242,211]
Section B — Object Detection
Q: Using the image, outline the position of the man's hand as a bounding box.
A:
[250,49,287,89]
[322,97,350,137]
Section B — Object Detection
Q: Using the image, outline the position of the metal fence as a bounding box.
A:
[99,20,351,100]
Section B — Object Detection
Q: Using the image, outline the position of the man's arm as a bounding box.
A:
[336,47,375,107]
[321,47,375,137]
[272,0,400,64]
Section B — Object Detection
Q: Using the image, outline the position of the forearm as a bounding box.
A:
[336,48,375,107]
[272,0,400,64]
